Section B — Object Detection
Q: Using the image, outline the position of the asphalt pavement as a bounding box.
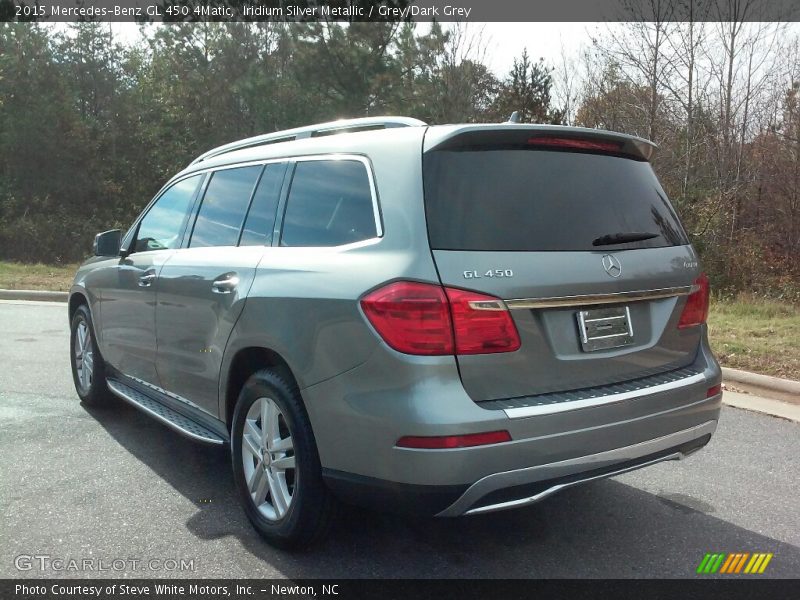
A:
[1,300,798,578]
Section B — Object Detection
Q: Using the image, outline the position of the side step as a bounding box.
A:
[107,379,225,445]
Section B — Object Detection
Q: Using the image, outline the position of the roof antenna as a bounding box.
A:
[508,111,521,123]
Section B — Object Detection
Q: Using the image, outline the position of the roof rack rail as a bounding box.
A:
[189,116,427,166]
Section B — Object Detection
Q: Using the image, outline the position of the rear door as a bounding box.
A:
[423,127,702,401]
[155,162,287,416]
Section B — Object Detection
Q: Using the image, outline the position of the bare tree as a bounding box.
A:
[599,1,678,143]
[664,3,712,202]
[554,39,583,125]
[704,9,785,246]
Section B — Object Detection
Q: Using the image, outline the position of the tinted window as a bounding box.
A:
[240,163,286,246]
[281,160,377,247]
[423,150,688,251]
[134,175,201,253]
[190,166,262,248]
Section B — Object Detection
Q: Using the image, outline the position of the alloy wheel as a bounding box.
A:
[241,397,296,521]
[74,320,94,393]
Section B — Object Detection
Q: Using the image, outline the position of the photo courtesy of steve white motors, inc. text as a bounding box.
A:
[14,583,339,597]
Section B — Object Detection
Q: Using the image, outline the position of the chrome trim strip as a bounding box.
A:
[505,286,693,310]
[107,381,224,445]
[437,420,717,517]
[466,452,684,515]
[503,372,705,418]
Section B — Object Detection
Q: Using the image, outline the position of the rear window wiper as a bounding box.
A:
[592,232,660,246]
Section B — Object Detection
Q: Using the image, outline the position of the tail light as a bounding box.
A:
[678,273,710,329]
[360,281,521,356]
[445,287,521,354]
[359,281,453,355]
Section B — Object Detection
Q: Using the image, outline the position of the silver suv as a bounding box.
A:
[69,117,722,548]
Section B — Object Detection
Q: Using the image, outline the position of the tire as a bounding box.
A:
[231,368,335,550]
[69,304,112,407]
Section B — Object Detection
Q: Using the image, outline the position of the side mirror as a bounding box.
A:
[93,229,122,257]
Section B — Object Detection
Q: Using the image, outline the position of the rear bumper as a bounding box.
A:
[437,419,715,516]
[303,331,722,514]
[322,420,715,516]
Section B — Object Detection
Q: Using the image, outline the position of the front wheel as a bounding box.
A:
[69,304,112,407]
[231,369,335,549]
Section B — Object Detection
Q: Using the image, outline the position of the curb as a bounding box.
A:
[0,289,68,302]
[722,367,800,398]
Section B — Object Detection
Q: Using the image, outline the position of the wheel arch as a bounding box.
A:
[68,290,89,321]
[223,346,301,431]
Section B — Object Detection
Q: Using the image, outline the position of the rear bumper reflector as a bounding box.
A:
[396,430,512,449]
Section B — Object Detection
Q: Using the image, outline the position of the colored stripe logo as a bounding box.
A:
[696,552,773,574]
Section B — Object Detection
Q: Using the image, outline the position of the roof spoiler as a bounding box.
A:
[424,125,658,162]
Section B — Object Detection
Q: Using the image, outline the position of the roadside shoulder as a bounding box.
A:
[723,389,800,423]
[0,289,68,302]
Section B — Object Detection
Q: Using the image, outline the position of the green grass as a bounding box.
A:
[0,261,78,292]
[708,295,800,380]
[1,260,797,379]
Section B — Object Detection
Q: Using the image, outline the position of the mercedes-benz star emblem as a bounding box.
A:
[602,254,622,278]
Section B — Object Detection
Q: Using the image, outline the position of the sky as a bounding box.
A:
[478,22,600,73]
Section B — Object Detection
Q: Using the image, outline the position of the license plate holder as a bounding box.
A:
[576,306,634,352]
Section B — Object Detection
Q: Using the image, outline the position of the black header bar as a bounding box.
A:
[5,578,800,600]
[3,0,800,23]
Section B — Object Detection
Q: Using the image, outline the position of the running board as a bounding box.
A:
[107,379,225,445]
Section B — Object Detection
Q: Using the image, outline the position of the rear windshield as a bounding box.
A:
[423,149,688,251]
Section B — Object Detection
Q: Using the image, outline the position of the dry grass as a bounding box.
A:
[708,295,800,380]
[0,261,78,292]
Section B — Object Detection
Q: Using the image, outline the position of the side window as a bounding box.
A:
[189,165,262,248]
[240,163,286,246]
[280,160,378,247]
[134,175,201,253]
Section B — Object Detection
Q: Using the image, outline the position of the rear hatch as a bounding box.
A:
[423,125,703,402]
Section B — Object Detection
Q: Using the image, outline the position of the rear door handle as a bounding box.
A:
[212,273,239,294]
[138,270,157,287]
